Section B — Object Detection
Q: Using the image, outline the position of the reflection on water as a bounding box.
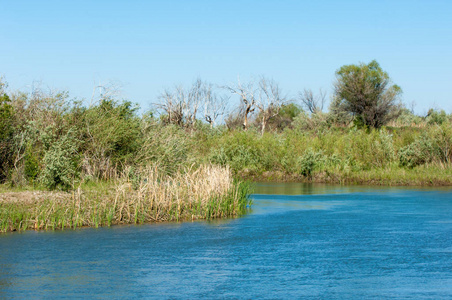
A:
[253,181,452,195]
[1,183,452,299]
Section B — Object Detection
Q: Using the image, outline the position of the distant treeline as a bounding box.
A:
[1,60,451,189]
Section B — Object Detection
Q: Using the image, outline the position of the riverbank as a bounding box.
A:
[237,165,452,186]
[0,165,251,233]
[2,168,451,233]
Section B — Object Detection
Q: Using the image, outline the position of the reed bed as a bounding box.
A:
[0,165,251,233]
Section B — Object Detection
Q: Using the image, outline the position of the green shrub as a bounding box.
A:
[40,128,80,190]
[398,134,433,168]
[81,99,141,176]
[0,84,15,181]
[292,111,331,132]
[297,149,324,178]
[371,129,396,168]
[427,109,448,125]
[429,123,452,163]
[24,143,40,181]
[208,130,263,172]
[394,108,424,126]
[137,122,191,174]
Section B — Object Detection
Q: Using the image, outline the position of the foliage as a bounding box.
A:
[136,119,192,174]
[39,128,80,190]
[398,133,433,168]
[0,80,15,181]
[393,108,424,127]
[333,60,402,128]
[0,75,451,191]
[429,123,452,164]
[292,111,331,132]
[81,99,141,178]
[209,130,263,172]
[298,149,323,178]
[426,109,448,125]
[398,124,452,168]
[24,143,40,181]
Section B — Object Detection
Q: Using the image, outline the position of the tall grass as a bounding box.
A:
[0,165,251,233]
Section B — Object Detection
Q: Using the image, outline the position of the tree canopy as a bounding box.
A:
[332,60,402,128]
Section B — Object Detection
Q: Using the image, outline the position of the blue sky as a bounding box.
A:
[2,0,452,114]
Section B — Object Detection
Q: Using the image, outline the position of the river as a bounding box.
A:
[1,183,452,299]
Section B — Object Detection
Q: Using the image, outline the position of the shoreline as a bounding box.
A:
[237,169,452,186]
[0,165,251,233]
[0,185,250,233]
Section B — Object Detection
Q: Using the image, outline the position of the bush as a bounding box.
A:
[398,134,433,168]
[40,128,80,190]
[394,108,424,127]
[297,149,324,178]
[427,109,448,125]
[24,143,40,181]
[429,123,452,164]
[136,121,191,174]
[371,129,396,168]
[292,111,331,132]
[81,99,141,178]
[209,130,266,172]
[0,83,15,181]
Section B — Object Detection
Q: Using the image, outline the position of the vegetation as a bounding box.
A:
[0,165,251,232]
[1,60,451,232]
[332,60,402,128]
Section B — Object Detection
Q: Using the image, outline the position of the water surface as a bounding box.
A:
[1,183,452,299]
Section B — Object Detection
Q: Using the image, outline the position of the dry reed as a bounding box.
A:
[0,165,251,232]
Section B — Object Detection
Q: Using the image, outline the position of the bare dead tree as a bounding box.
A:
[202,83,228,128]
[157,79,224,129]
[224,78,256,130]
[186,79,203,128]
[256,77,286,135]
[224,103,247,130]
[157,87,185,127]
[299,88,326,114]
[89,81,123,108]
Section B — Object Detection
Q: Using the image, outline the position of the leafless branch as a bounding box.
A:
[299,88,326,114]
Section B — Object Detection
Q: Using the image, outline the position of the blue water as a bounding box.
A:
[1,183,452,299]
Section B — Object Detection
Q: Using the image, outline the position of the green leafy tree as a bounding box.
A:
[81,98,141,178]
[0,79,15,181]
[270,103,302,131]
[332,60,402,128]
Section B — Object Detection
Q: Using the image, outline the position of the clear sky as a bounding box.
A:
[2,0,452,114]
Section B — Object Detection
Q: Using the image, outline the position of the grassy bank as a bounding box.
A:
[206,124,452,186]
[238,164,452,186]
[0,165,251,233]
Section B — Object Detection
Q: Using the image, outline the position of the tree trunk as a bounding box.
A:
[243,113,248,130]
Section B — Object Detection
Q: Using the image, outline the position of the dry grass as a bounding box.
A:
[0,165,251,233]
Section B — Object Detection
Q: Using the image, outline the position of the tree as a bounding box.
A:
[202,83,227,128]
[256,77,286,135]
[333,60,402,128]
[224,79,256,130]
[299,88,326,114]
[157,79,221,129]
[260,103,302,132]
[82,98,140,179]
[0,78,15,181]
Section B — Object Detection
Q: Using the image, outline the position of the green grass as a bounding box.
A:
[239,164,452,186]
